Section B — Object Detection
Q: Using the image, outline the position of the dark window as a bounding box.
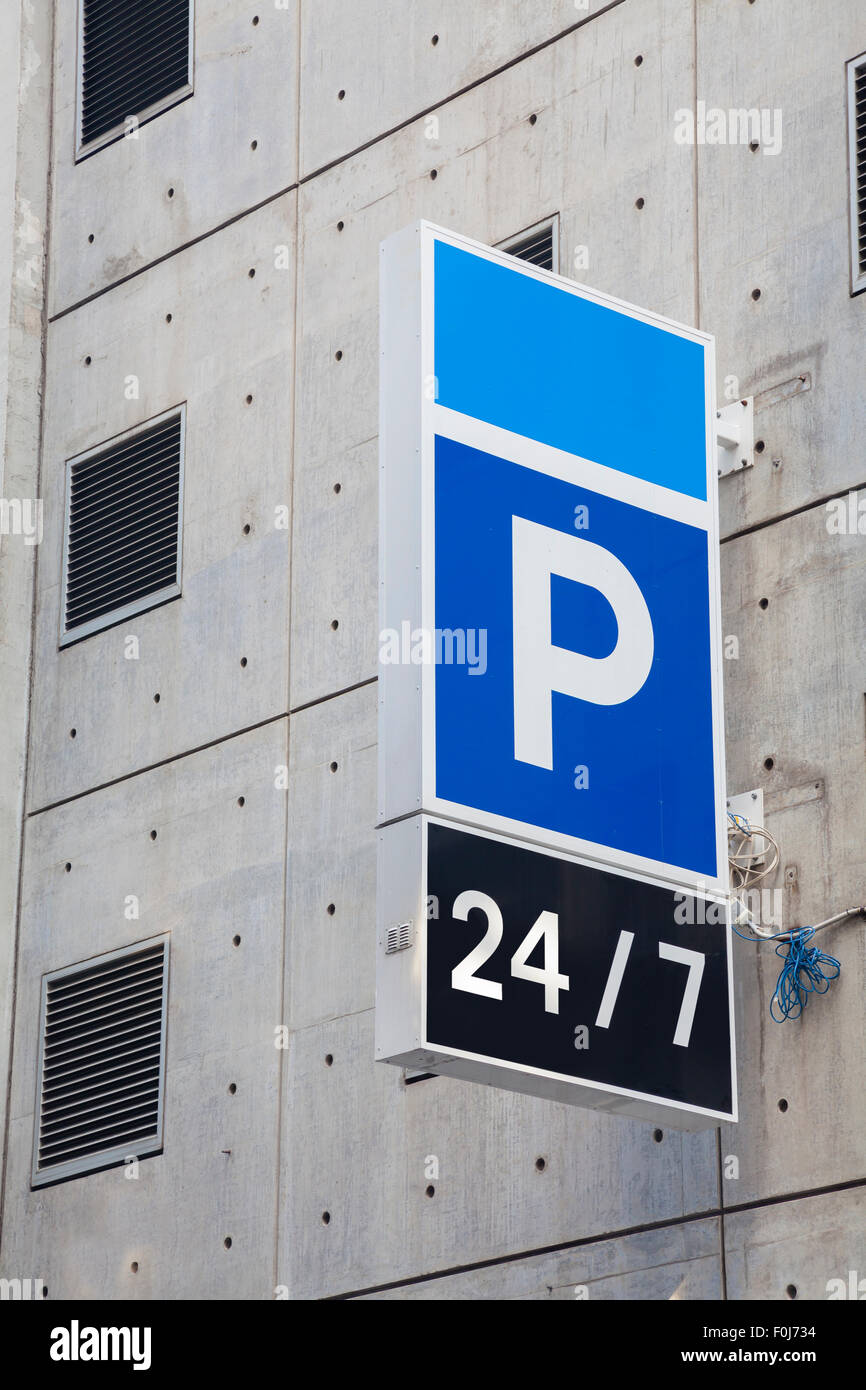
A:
[79,0,192,153]
[500,220,557,271]
[33,939,169,1186]
[62,408,184,644]
[848,53,866,293]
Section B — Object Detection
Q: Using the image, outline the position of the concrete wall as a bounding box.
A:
[1,0,865,1301]
[0,0,53,1233]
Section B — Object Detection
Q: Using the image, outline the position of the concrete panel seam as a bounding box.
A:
[327,1209,724,1301]
[327,1175,866,1299]
[722,478,866,545]
[25,710,289,819]
[289,675,378,717]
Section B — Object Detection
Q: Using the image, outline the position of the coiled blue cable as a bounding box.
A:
[769,928,840,1022]
[730,922,842,1021]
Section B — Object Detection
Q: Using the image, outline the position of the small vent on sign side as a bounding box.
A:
[385,921,414,954]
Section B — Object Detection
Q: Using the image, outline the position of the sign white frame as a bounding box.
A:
[379,220,728,897]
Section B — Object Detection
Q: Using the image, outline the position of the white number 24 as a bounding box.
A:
[451,891,569,1015]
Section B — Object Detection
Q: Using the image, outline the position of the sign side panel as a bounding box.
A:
[378,222,424,825]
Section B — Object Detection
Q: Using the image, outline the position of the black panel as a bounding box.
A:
[426,824,733,1115]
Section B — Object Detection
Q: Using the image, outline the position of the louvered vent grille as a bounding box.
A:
[386,921,414,954]
[63,411,182,642]
[506,224,555,270]
[855,62,866,279]
[34,941,168,1185]
[80,0,192,150]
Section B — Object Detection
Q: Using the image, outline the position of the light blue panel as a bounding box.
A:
[434,239,708,502]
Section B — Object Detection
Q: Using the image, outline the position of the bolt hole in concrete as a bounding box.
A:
[240,656,247,667]
[245,393,253,405]
[248,267,256,278]
[764,756,775,771]
[84,356,91,366]
[321,1211,331,1225]
[153,692,160,703]
[250,139,258,150]
[634,53,643,66]
[778,1098,789,1112]
[653,1129,664,1143]
[338,89,345,100]
[337,220,344,231]
[635,197,645,209]
[430,168,438,180]
[242,523,251,535]
[327,903,336,916]
[252,14,259,24]
[329,761,338,773]
[759,597,769,610]
[224,1237,232,1250]
[228,1083,237,1095]
[88,233,94,243]
[325,1054,333,1067]
[333,482,341,493]
[150,830,158,841]
[752,287,762,300]
[750,140,759,152]
[130,1262,139,1274]
[331,619,339,631]
[70,727,77,738]
[529,113,537,125]
[232,935,241,947]
[786,1284,797,1300]
[431,34,439,45]
[755,439,765,452]
[535,1156,546,1171]
[65,863,72,873]
[237,796,245,807]
[334,350,342,361]
[426,1185,435,1197]
[165,313,172,323]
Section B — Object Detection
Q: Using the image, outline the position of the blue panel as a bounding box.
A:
[434,240,708,502]
[433,435,718,877]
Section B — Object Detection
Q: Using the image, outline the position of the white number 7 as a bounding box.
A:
[595,934,705,1048]
[658,942,705,1048]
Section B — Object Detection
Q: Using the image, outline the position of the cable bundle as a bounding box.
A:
[769,927,841,1023]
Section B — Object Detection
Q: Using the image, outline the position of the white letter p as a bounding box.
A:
[512,517,654,769]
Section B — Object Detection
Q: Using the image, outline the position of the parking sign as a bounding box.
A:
[376,223,735,1127]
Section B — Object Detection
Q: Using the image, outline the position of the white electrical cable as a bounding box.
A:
[727,811,866,942]
[727,813,781,937]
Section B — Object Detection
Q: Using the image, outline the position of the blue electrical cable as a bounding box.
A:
[731,920,841,1021]
[769,928,841,1023]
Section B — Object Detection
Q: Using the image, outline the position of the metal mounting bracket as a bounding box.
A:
[726,788,765,864]
[716,398,754,479]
